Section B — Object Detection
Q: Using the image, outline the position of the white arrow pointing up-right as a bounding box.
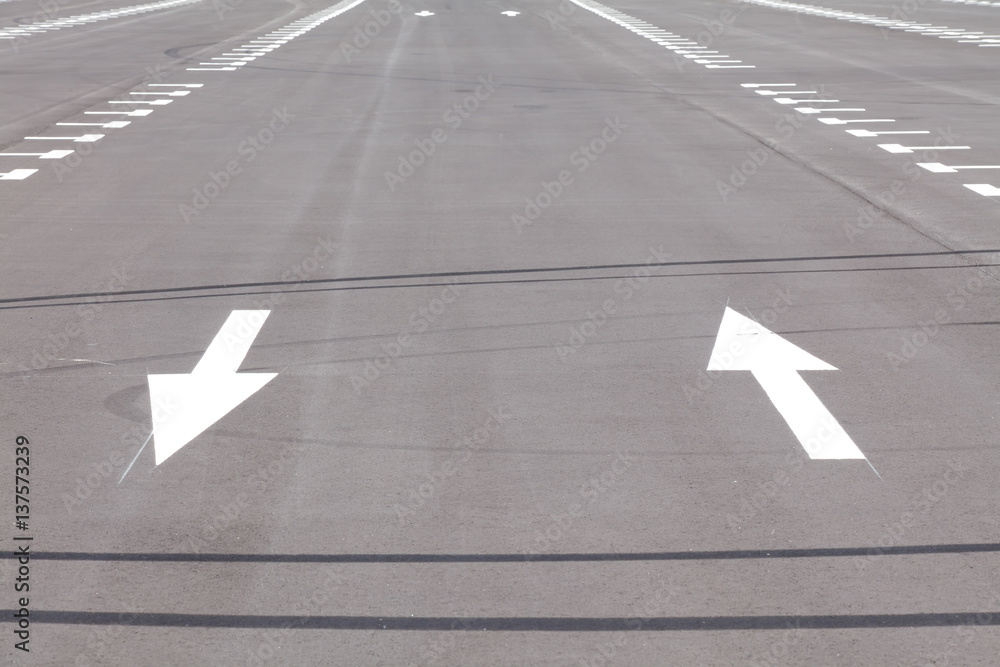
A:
[708,307,867,461]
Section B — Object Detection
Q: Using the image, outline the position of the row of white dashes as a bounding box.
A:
[742,83,1000,198]
[187,0,368,71]
[941,0,1000,6]
[0,84,202,181]
[566,0,753,69]
[737,0,1000,47]
[0,0,201,42]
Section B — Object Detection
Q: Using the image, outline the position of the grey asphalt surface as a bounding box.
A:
[1,0,999,664]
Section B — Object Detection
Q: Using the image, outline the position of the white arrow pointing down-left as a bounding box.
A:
[148,310,277,465]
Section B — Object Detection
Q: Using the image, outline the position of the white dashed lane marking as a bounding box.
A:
[2,82,203,181]
[0,0,201,44]
[964,184,1000,195]
[0,169,38,180]
[918,162,1000,172]
[0,150,75,159]
[878,143,971,153]
[188,0,368,71]
[737,0,1000,48]
[567,0,755,70]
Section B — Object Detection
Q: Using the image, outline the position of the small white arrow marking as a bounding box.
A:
[708,307,867,461]
[148,310,277,465]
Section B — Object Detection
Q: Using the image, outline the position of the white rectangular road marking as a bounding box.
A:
[129,91,190,96]
[742,83,796,87]
[187,67,237,71]
[57,121,130,128]
[1,150,74,159]
[148,83,203,87]
[964,184,1000,196]
[878,143,971,153]
[756,89,816,95]
[0,169,38,180]
[846,129,929,137]
[917,162,1000,173]
[775,98,839,104]
[85,110,153,116]
[819,118,895,124]
[25,134,103,142]
[796,107,865,114]
[706,64,755,68]
[109,99,172,105]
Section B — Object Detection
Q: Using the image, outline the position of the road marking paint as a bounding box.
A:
[742,83,797,87]
[25,134,103,142]
[147,311,278,465]
[568,0,754,68]
[878,143,970,153]
[818,117,895,124]
[846,129,929,137]
[501,10,520,15]
[1,150,74,159]
[5,0,201,45]
[58,121,130,128]
[148,83,203,87]
[775,98,839,104]
[415,10,434,15]
[917,162,1000,173]
[129,91,190,96]
[964,183,1000,196]
[739,0,992,49]
[708,308,868,462]
[0,169,38,180]
[186,67,238,71]
[796,107,865,113]
[755,89,816,95]
[85,109,153,116]
[109,99,172,105]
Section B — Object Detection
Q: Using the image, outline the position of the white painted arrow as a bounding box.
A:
[147,310,277,465]
[708,307,868,462]
[0,150,74,159]
[501,10,520,15]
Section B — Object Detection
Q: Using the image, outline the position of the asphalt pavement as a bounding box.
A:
[1,0,999,664]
